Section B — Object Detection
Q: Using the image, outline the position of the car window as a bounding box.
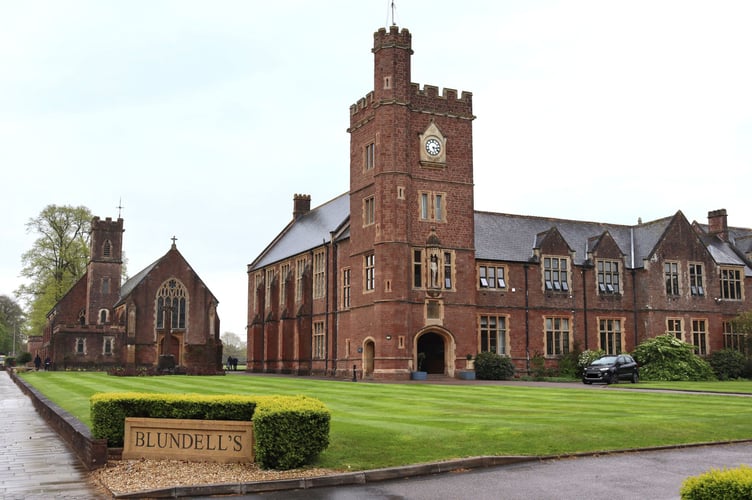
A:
[592,356,617,365]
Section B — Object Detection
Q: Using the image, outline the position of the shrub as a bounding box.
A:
[474,351,515,380]
[556,350,581,378]
[633,334,715,381]
[578,349,605,371]
[707,349,746,380]
[681,465,752,499]
[16,352,32,364]
[529,353,546,380]
[744,360,752,379]
[253,395,330,470]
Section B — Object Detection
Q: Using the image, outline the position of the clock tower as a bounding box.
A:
[347,26,476,378]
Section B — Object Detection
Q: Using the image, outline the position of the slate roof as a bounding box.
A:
[248,191,752,276]
[474,211,673,268]
[249,192,350,270]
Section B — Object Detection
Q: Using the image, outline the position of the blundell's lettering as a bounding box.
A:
[134,431,243,451]
[124,418,254,463]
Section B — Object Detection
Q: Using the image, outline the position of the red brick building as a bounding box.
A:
[42,216,222,374]
[247,25,752,379]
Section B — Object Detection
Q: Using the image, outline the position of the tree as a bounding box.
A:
[0,295,25,354]
[220,331,247,363]
[15,205,92,334]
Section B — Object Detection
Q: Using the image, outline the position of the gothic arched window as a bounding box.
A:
[156,279,187,330]
[103,239,112,257]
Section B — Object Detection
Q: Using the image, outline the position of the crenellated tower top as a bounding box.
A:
[372,26,413,103]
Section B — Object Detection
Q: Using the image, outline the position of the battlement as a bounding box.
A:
[413,83,473,103]
[350,83,473,118]
[373,25,412,54]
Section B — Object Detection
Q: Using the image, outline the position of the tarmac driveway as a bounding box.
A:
[231,442,752,500]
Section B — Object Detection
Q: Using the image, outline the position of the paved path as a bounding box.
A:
[0,371,106,499]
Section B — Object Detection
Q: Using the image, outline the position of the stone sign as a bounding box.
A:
[123,417,254,463]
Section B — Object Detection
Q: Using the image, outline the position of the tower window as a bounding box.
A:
[365,143,375,170]
[364,196,376,226]
[419,191,446,222]
[103,239,112,257]
[364,253,375,291]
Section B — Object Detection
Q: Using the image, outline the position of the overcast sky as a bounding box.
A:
[1,0,750,338]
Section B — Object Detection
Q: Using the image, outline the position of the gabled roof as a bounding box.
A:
[248,192,350,270]
[115,245,217,307]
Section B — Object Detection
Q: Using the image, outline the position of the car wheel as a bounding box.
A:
[631,372,639,384]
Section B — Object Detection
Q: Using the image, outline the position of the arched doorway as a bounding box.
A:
[417,332,445,374]
[363,339,375,377]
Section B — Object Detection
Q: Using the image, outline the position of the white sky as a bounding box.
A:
[1,0,751,337]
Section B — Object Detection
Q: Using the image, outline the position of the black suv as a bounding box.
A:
[582,354,639,384]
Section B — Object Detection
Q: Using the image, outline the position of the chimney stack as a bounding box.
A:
[293,194,311,220]
[707,209,728,241]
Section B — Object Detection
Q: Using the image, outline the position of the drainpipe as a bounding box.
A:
[330,234,339,376]
[524,264,530,374]
[324,240,330,375]
[581,267,589,350]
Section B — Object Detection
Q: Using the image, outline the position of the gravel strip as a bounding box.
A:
[91,459,337,496]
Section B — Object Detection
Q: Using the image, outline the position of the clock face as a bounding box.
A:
[425,137,441,157]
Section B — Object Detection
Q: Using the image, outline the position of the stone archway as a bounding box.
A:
[417,331,445,374]
[363,339,375,377]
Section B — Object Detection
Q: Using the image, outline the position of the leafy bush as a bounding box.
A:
[474,351,515,380]
[707,349,746,380]
[633,334,715,381]
[744,360,752,379]
[556,350,581,378]
[16,352,32,364]
[578,350,605,371]
[681,465,752,499]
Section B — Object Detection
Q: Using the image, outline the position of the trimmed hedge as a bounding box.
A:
[681,465,752,499]
[90,392,329,469]
[253,395,330,470]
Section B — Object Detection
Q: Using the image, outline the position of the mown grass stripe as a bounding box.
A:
[18,372,752,470]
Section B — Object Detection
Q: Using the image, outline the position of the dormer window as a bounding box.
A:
[544,257,569,292]
[597,260,620,295]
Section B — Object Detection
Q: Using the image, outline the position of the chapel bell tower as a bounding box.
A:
[85,216,124,325]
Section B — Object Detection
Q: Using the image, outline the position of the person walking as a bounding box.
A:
[34,354,42,371]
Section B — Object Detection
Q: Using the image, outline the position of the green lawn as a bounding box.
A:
[19,372,752,471]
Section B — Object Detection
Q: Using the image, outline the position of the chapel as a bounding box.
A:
[41,216,222,374]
